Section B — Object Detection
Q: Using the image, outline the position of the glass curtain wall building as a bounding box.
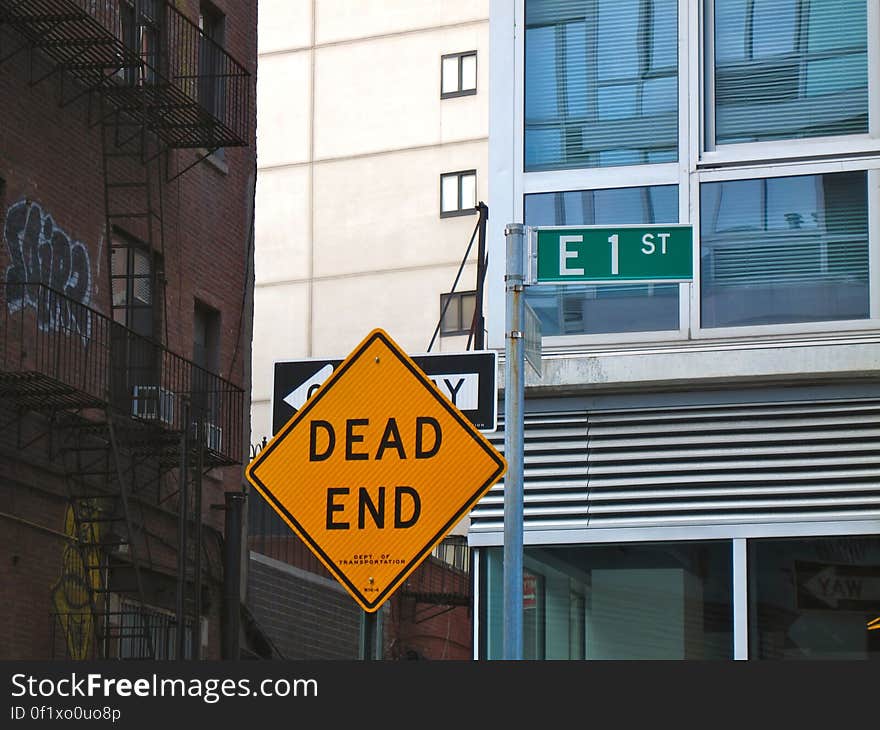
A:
[479,0,880,659]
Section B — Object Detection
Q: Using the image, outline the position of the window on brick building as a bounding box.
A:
[110,232,161,339]
[111,232,165,421]
[119,0,162,86]
[199,1,227,119]
[192,300,221,448]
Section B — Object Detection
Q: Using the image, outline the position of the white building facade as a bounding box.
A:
[252,1,491,446]
[476,0,880,659]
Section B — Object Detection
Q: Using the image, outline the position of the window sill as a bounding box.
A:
[441,89,477,100]
[441,208,478,219]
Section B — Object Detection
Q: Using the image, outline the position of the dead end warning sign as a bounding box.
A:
[245,329,507,612]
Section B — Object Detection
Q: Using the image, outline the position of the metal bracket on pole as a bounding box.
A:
[503,222,525,660]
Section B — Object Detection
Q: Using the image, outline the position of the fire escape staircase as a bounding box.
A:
[0,1,249,658]
[1,286,245,659]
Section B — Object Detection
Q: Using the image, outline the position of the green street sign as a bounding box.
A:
[532,225,693,284]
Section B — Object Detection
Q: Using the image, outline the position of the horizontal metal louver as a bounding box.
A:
[469,398,880,535]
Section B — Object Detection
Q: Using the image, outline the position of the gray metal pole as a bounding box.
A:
[503,222,525,660]
[222,491,245,659]
[361,610,377,660]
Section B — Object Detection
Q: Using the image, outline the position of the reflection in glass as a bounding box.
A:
[524,185,679,336]
[700,171,868,328]
[524,0,678,171]
[749,536,880,659]
[482,542,733,659]
[713,0,867,144]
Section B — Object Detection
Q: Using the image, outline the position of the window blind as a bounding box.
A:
[524,0,678,171]
[713,0,867,144]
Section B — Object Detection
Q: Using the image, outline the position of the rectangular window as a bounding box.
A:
[441,51,478,98]
[482,542,733,659]
[524,184,679,336]
[199,1,227,119]
[192,301,221,447]
[524,0,678,171]
[710,0,867,146]
[119,0,161,86]
[749,536,880,659]
[111,234,157,338]
[700,170,868,328]
[110,233,163,418]
[440,290,477,336]
[440,170,477,217]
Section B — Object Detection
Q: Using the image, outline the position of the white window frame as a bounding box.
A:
[690,158,880,340]
[494,0,880,350]
[471,521,880,660]
[513,0,692,349]
[700,0,880,166]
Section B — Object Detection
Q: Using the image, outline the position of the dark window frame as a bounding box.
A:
[440,169,478,218]
[110,229,162,339]
[118,0,163,87]
[440,290,477,336]
[199,1,227,118]
[441,50,478,99]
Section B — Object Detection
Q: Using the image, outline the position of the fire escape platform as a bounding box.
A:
[1,284,245,469]
[0,1,141,69]
[101,82,243,149]
[0,0,251,151]
[0,370,104,411]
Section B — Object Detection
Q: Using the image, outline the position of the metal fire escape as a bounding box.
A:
[0,0,250,659]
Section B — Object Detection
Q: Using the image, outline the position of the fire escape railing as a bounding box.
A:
[0,0,251,150]
[0,282,245,466]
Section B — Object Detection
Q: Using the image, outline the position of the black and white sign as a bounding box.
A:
[272,350,498,435]
[796,561,880,611]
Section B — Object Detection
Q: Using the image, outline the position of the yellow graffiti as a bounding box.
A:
[868,617,880,631]
[51,503,103,660]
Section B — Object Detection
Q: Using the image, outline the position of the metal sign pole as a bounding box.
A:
[503,223,525,660]
[361,610,377,660]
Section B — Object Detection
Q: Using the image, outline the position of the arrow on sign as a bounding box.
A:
[800,565,880,608]
[274,351,498,434]
[282,367,478,414]
[282,363,334,411]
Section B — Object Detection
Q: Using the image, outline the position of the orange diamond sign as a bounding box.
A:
[245,329,507,612]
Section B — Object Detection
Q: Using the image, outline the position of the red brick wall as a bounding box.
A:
[0,0,257,659]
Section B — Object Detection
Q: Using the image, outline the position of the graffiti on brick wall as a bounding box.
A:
[51,503,102,660]
[4,199,93,340]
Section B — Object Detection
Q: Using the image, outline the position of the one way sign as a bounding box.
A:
[272,350,498,435]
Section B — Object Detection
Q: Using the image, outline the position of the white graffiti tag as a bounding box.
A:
[4,199,92,341]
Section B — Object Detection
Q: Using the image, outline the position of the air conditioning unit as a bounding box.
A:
[131,385,175,426]
[192,421,223,452]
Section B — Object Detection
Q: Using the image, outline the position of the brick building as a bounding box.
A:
[0,0,256,660]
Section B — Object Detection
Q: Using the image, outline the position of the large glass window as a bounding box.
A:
[524,185,679,336]
[524,0,678,171]
[700,170,868,328]
[749,536,880,659]
[711,0,867,145]
[482,542,733,659]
